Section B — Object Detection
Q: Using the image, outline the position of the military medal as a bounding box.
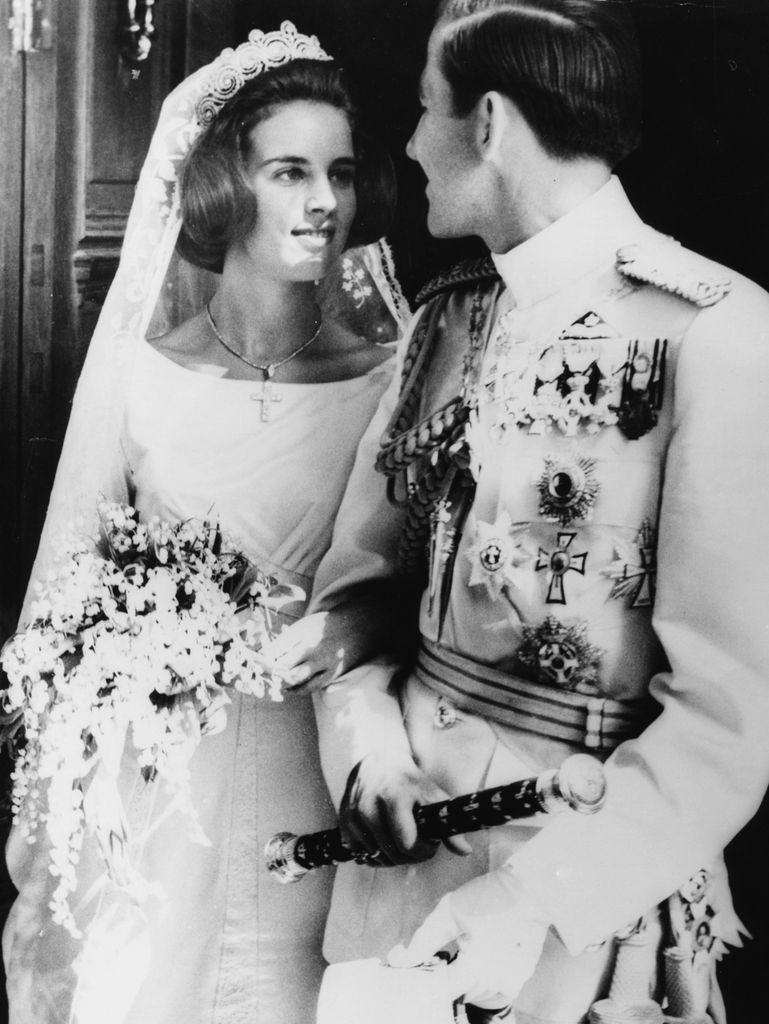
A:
[602,519,657,608]
[537,452,600,526]
[668,867,726,987]
[465,510,532,603]
[426,469,477,629]
[553,312,615,435]
[515,614,602,691]
[485,308,669,443]
[614,338,667,440]
[556,349,601,436]
[427,498,456,617]
[535,532,587,605]
[519,342,620,437]
[559,310,617,344]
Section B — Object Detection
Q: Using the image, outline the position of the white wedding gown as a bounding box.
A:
[3,340,394,1024]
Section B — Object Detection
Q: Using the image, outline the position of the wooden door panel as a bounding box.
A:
[76,0,187,319]
[18,39,58,579]
[0,10,24,630]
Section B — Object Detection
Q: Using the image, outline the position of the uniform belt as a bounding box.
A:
[414,637,655,754]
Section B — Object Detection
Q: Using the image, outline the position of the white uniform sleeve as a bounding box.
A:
[309,310,427,807]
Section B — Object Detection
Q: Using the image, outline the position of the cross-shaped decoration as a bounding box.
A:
[535,531,587,604]
[603,520,657,608]
[250,369,283,422]
[427,499,455,617]
[624,533,655,608]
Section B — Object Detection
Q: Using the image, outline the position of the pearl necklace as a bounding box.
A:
[205,302,322,381]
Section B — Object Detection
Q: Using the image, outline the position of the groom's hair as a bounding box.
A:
[434,0,642,167]
[178,59,395,273]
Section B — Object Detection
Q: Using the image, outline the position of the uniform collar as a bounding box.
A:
[491,176,646,309]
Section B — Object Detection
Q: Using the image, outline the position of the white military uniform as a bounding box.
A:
[310,177,769,1023]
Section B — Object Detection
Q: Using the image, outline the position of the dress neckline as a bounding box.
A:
[139,335,394,389]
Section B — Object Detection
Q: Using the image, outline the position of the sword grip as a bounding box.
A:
[266,753,606,883]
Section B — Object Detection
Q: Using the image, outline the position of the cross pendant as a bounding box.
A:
[250,366,282,422]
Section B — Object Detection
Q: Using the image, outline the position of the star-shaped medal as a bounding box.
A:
[465,511,532,602]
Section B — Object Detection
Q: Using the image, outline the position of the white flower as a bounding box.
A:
[1,500,296,936]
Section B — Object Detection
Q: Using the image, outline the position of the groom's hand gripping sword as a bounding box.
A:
[265,752,606,883]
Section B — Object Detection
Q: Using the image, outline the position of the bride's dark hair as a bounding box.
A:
[177,59,395,272]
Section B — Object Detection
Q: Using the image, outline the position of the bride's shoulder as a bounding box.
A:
[146,314,214,369]
[322,319,394,377]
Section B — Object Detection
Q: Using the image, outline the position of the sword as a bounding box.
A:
[265,752,606,883]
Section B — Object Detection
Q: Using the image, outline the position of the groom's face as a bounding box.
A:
[407,26,481,239]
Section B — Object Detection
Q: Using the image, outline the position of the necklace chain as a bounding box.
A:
[205,302,322,380]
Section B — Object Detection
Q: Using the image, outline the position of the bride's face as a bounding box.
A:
[241,100,357,281]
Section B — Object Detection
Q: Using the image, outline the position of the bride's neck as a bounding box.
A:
[210,265,320,362]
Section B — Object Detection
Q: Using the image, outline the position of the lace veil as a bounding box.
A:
[22,25,411,619]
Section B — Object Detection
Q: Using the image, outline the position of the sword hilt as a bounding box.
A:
[266,753,606,883]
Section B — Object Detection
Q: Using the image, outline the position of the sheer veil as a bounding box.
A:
[22,25,410,620]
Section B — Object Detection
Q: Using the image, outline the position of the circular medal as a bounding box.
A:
[537,453,600,526]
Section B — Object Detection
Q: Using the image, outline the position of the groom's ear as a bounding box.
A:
[475,91,512,165]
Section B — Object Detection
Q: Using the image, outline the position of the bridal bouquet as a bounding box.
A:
[0,499,300,935]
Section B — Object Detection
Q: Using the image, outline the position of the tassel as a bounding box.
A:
[662,947,712,1024]
[608,924,660,1005]
[588,998,663,1023]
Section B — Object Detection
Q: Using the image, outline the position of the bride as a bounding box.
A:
[3,23,409,1024]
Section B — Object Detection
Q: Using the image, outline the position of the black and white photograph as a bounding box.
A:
[1,2,768,1022]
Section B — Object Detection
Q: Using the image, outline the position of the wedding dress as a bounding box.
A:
[2,25,410,1024]
[5,342,395,1024]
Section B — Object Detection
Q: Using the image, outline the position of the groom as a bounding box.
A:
[308,1,769,1020]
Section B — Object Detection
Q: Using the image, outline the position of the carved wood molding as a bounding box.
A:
[73,2,182,308]
[72,1,237,311]
[73,239,122,310]
[117,1,160,70]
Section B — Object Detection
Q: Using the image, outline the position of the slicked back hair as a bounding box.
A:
[177,58,395,272]
[434,0,642,167]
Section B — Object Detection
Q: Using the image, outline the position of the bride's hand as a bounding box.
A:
[260,607,383,695]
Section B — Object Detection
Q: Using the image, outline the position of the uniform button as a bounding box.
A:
[434,699,458,729]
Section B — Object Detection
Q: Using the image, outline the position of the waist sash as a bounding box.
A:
[414,637,655,753]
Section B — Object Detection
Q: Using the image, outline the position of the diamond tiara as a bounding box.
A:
[195,21,333,127]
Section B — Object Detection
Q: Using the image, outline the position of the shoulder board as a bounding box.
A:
[615,242,732,308]
[415,256,500,307]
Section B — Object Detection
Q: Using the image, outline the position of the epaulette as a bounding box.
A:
[616,242,732,308]
[415,256,500,307]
